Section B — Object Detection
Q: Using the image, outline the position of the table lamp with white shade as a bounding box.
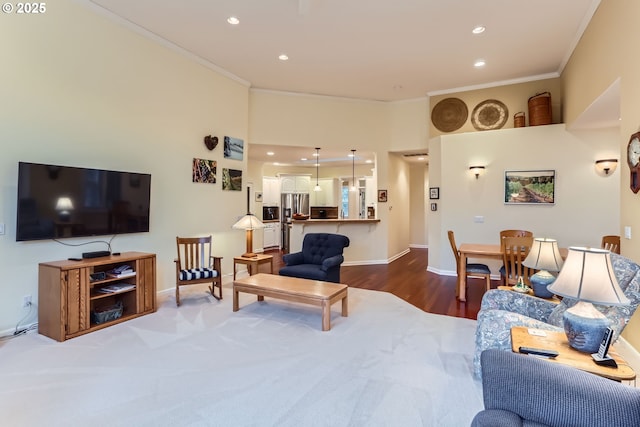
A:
[547,247,629,353]
[232,187,265,258]
[523,237,564,298]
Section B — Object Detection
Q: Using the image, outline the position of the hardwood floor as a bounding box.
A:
[264,247,495,320]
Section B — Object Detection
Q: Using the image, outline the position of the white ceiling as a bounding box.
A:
[85,0,602,165]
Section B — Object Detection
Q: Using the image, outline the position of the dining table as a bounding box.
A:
[457,243,568,302]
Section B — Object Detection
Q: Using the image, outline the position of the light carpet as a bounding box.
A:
[0,283,483,426]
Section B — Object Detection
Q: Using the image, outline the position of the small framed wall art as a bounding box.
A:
[378,189,388,202]
[429,187,439,200]
[255,192,263,202]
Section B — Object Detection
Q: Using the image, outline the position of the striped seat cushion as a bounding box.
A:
[179,268,218,281]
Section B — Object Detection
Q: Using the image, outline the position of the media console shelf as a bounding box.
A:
[38,251,156,341]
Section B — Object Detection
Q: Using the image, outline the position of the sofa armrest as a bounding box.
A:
[283,252,304,266]
[478,349,640,427]
[321,255,344,271]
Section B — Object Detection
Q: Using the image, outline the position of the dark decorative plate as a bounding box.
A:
[431,98,468,132]
[471,99,509,131]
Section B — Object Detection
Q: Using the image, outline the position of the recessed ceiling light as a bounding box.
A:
[273,162,280,166]
[472,26,485,34]
[474,59,486,68]
[417,157,425,161]
[366,160,373,164]
[227,16,239,25]
[266,151,274,156]
[278,54,289,61]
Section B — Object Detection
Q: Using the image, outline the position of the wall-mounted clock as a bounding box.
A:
[627,132,640,193]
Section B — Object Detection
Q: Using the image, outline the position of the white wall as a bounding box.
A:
[0,0,250,331]
[428,124,620,275]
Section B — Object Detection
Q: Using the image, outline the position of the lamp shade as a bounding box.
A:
[55,197,74,211]
[523,238,563,272]
[547,247,629,306]
[232,214,265,230]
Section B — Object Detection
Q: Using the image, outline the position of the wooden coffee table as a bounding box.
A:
[510,326,635,381]
[233,273,348,331]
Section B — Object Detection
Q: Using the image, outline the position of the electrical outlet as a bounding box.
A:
[22,295,32,308]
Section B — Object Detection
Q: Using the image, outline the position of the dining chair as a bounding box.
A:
[175,236,223,306]
[601,235,621,254]
[448,230,492,293]
[501,235,534,286]
[499,230,533,285]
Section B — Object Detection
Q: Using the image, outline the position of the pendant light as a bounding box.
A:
[313,147,322,192]
[350,149,357,191]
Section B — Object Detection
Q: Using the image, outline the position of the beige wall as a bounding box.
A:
[428,124,620,275]
[410,163,429,247]
[0,0,250,331]
[429,79,563,137]
[562,0,640,349]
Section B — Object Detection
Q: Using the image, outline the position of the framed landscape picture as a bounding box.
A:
[504,170,555,204]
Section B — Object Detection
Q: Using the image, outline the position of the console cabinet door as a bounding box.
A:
[64,267,90,336]
[136,255,156,313]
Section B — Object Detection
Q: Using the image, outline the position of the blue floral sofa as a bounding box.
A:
[473,253,640,378]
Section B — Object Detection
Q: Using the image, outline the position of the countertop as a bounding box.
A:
[292,218,380,224]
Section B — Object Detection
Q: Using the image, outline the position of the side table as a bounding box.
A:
[510,326,635,381]
[233,254,274,280]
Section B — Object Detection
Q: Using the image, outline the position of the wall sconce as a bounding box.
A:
[595,159,618,175]
[469,165,485,179]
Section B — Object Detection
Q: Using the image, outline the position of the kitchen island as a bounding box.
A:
[289,218,383,265]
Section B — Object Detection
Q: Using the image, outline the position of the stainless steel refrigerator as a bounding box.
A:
[281,193,309,253]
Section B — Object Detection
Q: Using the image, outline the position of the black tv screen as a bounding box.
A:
[16,162,151,241]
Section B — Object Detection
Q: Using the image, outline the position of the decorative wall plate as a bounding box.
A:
[431,98,468,132]
[471,99,509,131]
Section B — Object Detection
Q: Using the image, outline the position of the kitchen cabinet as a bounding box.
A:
[262,176,280,206]
[281,175,311,194]
[263,222,281,248]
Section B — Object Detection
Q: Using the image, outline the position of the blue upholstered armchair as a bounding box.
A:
[472,349,640,427]
[279,233,350,283]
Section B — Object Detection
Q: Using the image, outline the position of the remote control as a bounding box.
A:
[518,346,559,358]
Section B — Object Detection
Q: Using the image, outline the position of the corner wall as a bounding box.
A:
[561,0,640,349]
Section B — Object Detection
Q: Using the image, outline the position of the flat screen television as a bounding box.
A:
[16,162,151,241]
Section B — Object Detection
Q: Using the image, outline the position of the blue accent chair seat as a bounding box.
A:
[279,233,350,283]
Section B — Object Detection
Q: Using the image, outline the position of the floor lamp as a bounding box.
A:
[232,187,265,258]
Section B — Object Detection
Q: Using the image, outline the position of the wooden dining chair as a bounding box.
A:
[502,235,534,287]
[448,230,492,293]
[175,236,223,306]
[601,235,621,254]
[499,230,533,285]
